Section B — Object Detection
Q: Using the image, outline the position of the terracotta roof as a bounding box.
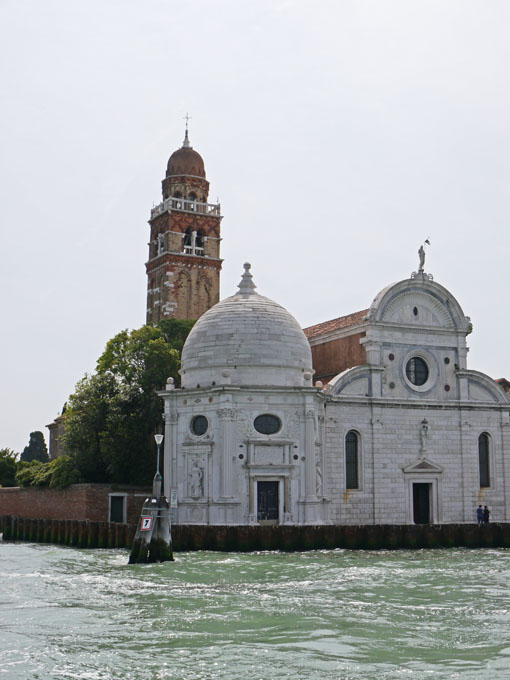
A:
[496,378,510,392]
[303,309,369,340]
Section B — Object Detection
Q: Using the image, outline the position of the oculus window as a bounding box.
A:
[191,415,208,436]
[406,357,429,386]
[254,414,281,435]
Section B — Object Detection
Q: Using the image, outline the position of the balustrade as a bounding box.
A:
[151,196,221,218]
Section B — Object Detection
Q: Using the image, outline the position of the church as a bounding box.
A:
[151,130,510,527]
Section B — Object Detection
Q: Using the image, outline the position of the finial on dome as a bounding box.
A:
[183,112,192,148]
[236,262,257,295]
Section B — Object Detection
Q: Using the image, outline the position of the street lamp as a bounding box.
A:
[154,434,164,476]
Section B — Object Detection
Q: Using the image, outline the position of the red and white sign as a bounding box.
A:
[141,516,153,531]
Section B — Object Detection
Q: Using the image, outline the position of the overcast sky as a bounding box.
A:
[1,1,509,453]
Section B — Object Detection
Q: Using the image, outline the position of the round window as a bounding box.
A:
[254,414,281,435]
[405,357,429,386]
[191,415,208,436]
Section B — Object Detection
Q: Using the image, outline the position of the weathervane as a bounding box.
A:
[412,239,433,280]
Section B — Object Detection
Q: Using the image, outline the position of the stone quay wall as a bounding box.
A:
[2,516,510,552]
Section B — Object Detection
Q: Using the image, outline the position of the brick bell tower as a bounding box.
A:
[146,126,222,323]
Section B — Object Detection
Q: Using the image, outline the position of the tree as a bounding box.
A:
[15,456,80,489]
[0,448,18,487]
[158,318,195,364]
[64,325,185,485]
[20,431,49,463]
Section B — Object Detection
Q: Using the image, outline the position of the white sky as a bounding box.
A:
[1,0,509,453]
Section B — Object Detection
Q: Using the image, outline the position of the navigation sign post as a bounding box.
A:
[128,434,173,564]
[141,516,153,531]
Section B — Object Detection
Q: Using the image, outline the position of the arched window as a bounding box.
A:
[478,433,490,488]
[345,430,359,489]
[188,192,197,211]
[183,227,192,252]
[196,229,205,254]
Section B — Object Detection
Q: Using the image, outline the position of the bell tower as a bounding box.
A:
[146,126,223,323]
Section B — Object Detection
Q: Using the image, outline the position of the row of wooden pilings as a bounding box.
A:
[0,515,136,549]
[2,515,510,551]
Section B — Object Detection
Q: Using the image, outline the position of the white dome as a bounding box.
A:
[181,264,313,388]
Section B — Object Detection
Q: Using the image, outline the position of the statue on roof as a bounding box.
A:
[412,239,432,280]
[418,245,425,272]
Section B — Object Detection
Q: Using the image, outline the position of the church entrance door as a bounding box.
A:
[257,481,279,525]
[413,483,431,524]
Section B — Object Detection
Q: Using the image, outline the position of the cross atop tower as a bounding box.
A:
[183,113,192,147]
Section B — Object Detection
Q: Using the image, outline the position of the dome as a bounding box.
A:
[166,130,206,178]
[181,264,314,388]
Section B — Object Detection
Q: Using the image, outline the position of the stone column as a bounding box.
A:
[163,411,178,498]
[218,408,236,498]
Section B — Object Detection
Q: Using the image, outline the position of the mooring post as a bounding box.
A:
[128,433,173,564]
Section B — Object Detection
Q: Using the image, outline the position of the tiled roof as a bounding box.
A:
[303,309,369,340]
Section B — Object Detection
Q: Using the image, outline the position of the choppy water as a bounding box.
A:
[1,543,509,679]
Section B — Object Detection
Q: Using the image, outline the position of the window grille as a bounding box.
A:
[479,433,490,488]
[406,357,429,386]
[346,430,359,489]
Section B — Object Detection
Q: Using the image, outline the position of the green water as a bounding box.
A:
[1,544,509,679]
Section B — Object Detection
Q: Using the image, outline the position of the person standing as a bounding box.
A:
[483,505,490,524]
[477,505,484,525]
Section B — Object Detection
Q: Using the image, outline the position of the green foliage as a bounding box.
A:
[0,448,18,487]
[20,431,49,463]
[158,319,195,359]
[62,372,117,483]
[16,460,51,487]
[48,456,81,488]
[15,456,80,489]
[64,324,189,485]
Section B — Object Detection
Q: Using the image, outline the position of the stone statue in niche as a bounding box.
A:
[420,419,429,456]
[189,460,203,498]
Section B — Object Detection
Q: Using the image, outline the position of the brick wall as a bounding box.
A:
[311,332,366,382]
[0,484,150,523]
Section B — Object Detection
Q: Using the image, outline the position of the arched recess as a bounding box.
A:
[176,270,192,319]
[198,272,212,311]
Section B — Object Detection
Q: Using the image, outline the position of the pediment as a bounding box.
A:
[402,457,443,473]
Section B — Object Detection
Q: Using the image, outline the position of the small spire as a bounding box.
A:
[183,112,192,148]
[236,262,257,295]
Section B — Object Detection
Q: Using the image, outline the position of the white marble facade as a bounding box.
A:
[161,264,510,526]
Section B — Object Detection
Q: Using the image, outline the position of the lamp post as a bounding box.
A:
[153,434,164,497]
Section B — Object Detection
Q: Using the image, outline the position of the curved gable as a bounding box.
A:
[326,365,370,397]
[367,278,470,332]
[461,370,510,404]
